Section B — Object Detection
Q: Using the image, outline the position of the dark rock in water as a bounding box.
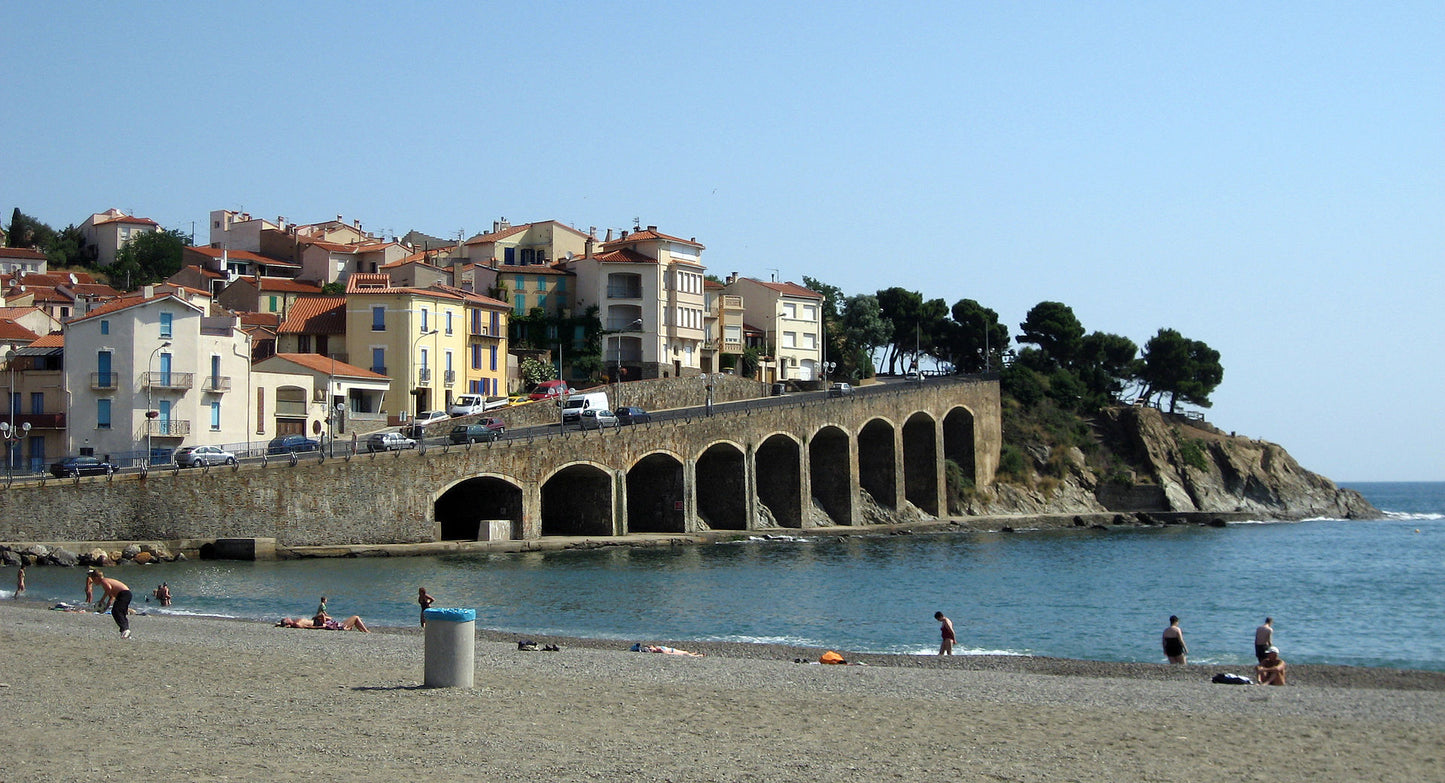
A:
[1090,524,1108,530]
[22,544,50,559]
[1072,516,1086,526]
[1208,518,1228,527]
[1112,514,1130,526]
[173,552,187,562]
[1,549,20,567]
[1001,526,1015,533]
[1136,513,1156,525]
[48,548,79,567]
[121,544,141,559]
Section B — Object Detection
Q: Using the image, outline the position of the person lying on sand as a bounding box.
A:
[275,613,370,632]
[631,643,702,656]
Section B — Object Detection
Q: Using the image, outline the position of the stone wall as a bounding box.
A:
[0,377,1001,546]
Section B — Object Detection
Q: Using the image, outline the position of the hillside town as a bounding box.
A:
[0,208,827,472]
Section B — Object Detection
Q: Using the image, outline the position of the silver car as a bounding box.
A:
[174,445,238,467]
[367,432,418,452]
[579,408,620,430]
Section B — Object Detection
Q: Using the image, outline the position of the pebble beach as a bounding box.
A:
[2,601,1442,782]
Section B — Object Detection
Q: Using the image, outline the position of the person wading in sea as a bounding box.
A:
[934,611,956,655]
[1162,615,1188,664]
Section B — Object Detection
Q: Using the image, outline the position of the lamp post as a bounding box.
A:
[413,328,438,418]
[145,341,172,467]
[2,350,29,481]
[823,361,836,388]
[613,317,642,406]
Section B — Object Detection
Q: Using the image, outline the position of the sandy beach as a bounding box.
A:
[2,602,1442,782]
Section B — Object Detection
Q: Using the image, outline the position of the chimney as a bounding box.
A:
[588,226,597,237]
[604,228,613,242]
[144,284,155,298]
[620,230,628,240]
[337,214,344,223]
[647,225,657,232]
[584,237,593,258]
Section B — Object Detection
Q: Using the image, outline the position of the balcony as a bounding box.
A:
[90,372,117,390]
[203,375,232,393]
[142,371,194,390]
[444,370,456,387]
[721,295,743,310]
[370,366,387,375]
[418,367,432,384]
[143,419,191,437]
[606,285,643,299]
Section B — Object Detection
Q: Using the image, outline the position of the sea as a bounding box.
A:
[8,482,1443,671]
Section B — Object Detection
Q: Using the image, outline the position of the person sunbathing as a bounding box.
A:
[631,643,702,656]
[276,613,370,632]
[1255,647,1287,685]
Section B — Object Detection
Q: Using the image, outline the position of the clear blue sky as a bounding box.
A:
[4,2,1441,481]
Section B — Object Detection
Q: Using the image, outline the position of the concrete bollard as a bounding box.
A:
[423,608,476,688]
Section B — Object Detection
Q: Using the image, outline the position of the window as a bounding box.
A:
[471,344,481,370]
[782,331,797,348]
[490,311,500,335]
[100,320,109,335]
[802,304,817,322]
[782,303,797,320]
[554,279,565,293]
[97,351,112,387]
[445,311,453,335]
[210,401,221,430]
[297,335,312,353]
[30,392,42,414]
[268,296,279,312]
[371,306,386,331]
[420,348,429,370]
[514,294,526,313]
[159,312,174,338]
[97,399,111,429]
[536,276,546,292]
[256,388,265,432]
[211,355,222,389]
[371,347,385,373]
[489,345,497,372]
[421,308,430,333]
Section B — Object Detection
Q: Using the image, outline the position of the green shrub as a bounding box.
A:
[1178,438,1209,472]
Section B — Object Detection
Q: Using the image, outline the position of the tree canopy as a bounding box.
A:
[110,228,188,290]
[1136,328,1224,412]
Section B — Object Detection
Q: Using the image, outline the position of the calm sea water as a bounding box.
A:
[11,482,1443,671]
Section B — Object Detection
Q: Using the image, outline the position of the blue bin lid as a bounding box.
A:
[423,608,476,623]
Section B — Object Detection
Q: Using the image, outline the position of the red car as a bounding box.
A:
[527,380,571,400]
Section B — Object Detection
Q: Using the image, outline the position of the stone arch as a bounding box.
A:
[433,474,524,540]
[695,441,746,530]
[858,418,897,509]
[809,424,852,525]
[943,405,977,486]
[626,452,685,533]
[541,462,614,536]
[756,432,802,528]
[902,411,939,515]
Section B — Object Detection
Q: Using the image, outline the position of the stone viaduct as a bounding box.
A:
[0,377,1000,547]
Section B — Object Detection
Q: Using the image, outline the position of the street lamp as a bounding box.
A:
[613,317,642,405]
[145,341,172,467]
[1,350,30,482]
[823,361,836,388]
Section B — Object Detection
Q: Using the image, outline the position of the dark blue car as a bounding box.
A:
[615,406,652,425]
[266,435,320,455]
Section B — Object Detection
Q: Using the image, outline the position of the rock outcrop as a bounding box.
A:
[965,406,1379,520]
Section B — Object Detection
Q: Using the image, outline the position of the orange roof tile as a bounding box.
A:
[600,228,704,250]
[272,352,390,381]
[277,297,346,334]
[0,248,47,261]
[187,246,299,268]
[744,278,823,299]
[93,213,159,227]
[30,331,64,348]
[252,276,323,294]
[69,292,195,323]
[591,248,659,265]
[0,319,39,341]
[238,312,283,328]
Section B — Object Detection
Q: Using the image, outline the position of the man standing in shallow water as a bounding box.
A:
[86,569,133,639]
[1255,617,1274,662]
[1162,615,1187,664]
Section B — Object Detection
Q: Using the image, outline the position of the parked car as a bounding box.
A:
[50,456,117,478]
[827,383,854,397]
[560,391,609,424]
[403,410,450,438]
[615,406,652,425]
[366,432,417,452]
[472,416,506,436]
[266,435,321,455]
[173,445,238,468]
[527,380,572,400]
[448,394,487,416]
[579,408,620,430]
[448,423,501,444]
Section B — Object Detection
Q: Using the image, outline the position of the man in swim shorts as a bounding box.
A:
[1162,615,1187,664]
[935,611,956,655]
[86,569,133,639]
[1254,617,1274,662]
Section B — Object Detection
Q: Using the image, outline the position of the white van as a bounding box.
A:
[560,391,609,424]
[449,394,486,416]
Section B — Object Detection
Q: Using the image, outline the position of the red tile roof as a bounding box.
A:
[30,331,64,348]
[187,246,299,268]
[238,311,283,328]
[68,292,190,323]
[93,213,159,227]
[248,276,323,294]
[590,248,659,265]
[277,297,346,334]
[744,278,823,299]
[272,352,390,381]
[0,248,47,261]
[600,228,704,249]
[0,319,39,341]
[464,220,593,246]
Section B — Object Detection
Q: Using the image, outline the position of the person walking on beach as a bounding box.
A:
[14,566,24,598]
[86,569,133,639]
[1162,615,1187,664]
[418,587,435,627]
[1254,617,1274,662]
[934,611,956,655]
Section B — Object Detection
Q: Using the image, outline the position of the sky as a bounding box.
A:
[3,2,1441,482]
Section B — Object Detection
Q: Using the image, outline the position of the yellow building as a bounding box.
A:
[343,274,507,419]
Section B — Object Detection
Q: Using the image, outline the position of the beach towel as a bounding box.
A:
[1211,672,1252,685]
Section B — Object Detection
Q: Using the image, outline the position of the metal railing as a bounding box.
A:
[91,372,118,390]
[204,375,232,392]
[142,419,191,437]
[141,371,194,390]
[444,370,456,387]
[418,368,432,384]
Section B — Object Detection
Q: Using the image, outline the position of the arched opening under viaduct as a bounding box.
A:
[696,443,746,530]
[626,453,685,533]
[902,412,939,515]
[541,464,614,536]
[756,433,802,528]
[943,405,977,486]
[809,425,852,525]
[858,419,896,509]
[434,476,524,540]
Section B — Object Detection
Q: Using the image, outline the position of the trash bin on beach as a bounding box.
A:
[423,608,476,688]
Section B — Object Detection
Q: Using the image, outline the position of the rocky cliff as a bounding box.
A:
[962,405,1379,520]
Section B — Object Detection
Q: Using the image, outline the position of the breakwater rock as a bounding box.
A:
[0,542,185,569]
[962,405,1379,520]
